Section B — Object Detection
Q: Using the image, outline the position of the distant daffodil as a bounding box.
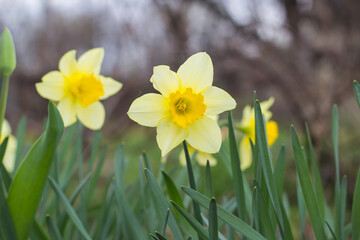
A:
[237,97,278,170]
[36,48,122,130]
[1,119,17,172]
[128,52,236,156]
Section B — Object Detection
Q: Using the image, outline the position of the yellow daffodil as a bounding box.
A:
[36,48,122,130]
[237,97,278,170]
[1,119,17,172]
[128,52,236,156]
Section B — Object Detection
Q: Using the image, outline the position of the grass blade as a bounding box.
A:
[228,111,246,221]
[352,169,360,240]
[145,169,183,240]
[182,186,266,240]
[13,116,26,173]
[205,160,213,198]
[209,198,218,240]
[46,215,62,240]
[171,201,209,240]
[291,126,326,240]
[353,80,360,108]
[274,145,286,196]
[7,102,64,240]
[48,177,91,240]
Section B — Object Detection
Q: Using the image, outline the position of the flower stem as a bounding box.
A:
[0,75,9,135]
[182,141,203,229]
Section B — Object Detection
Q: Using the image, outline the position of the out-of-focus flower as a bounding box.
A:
[0,119,17,172]
[237,97,278,170]
[36,48,122,130]
[128,52,236,156]
[179,144,218,167]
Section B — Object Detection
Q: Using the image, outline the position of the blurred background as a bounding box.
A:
[1,0,360,236]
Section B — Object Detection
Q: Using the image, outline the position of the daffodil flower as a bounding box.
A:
[1,119,17,172]
[237,97,278,170]
[36,48,122,130]
[128,52,236,156]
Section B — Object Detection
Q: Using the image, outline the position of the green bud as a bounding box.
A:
[0,28,16,78]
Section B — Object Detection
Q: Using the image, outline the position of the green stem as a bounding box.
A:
[0,75,10,136]
[183,141,203,232]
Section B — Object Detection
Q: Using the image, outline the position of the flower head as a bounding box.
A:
[36,48,122,130]
[237,97,278,170]
[128,52,236,156]
[1,119,17,172]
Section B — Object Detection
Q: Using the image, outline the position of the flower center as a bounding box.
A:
[168,88,206,128]
[65,72,104,107]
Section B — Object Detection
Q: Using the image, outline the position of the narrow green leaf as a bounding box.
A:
[7,102,64,240]
[0,174,17,240]
[353,80,360,108]
[0,137,11,190]
[274,145,286,196]
[14,116,26,173]
[326,221,337,240]
[163,209,170,236]
[291,126,326,240]
[142,152,153,173]
[46,216,62,240]
[145,169,183,240]
[204,161,213,198]
[162,171,184,208]
[255,100,292,239]
[228,111,246,221]
[155,231,169,240]
[209,198,218,240]
[297,175,306,240]
[48,177,91,240]
[171,201,209,240]
[305,123,325,218]
[352,169,360,240]
[335,176,347,240]
[182,187,266,240]
[183,140,203,228]
[87,130,101,173]
[150,234,160,240]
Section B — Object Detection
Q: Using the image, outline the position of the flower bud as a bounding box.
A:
[0,28,16,78]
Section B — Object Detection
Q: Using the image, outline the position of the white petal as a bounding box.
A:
[36,71,65,101]
[156,118,188,157]
[57,98,77,127]
[78,48,104,75]
[195,151,217,166]
[187,117,221,153]
[177,52,213,93]
[76,101,105,130]
[260,97,274,121]
[150,65,180,97]
[99,76,123,100]
[240,137,252,170]
[59,50,77,77]
[128,93,169,127]
[202,86,236,115]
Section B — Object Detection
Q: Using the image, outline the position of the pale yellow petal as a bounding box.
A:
[260,97,274,121]
[128,93,169,127]
[177,52,213,93]
[187,117,221,153]
[240,137,252,170]
[266,121,279,146]
[3,135,16,172]
[57,98,77,127]
[77,48,104,75]
[59,50,77,76]
[202,86,236,115]
[195,151,217,166]
[150,65,180,97]
[36,71,65,101]
[99,76,123,100]
[156,118,188,157]
[1,119,11,136]
[76,101,105,130]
